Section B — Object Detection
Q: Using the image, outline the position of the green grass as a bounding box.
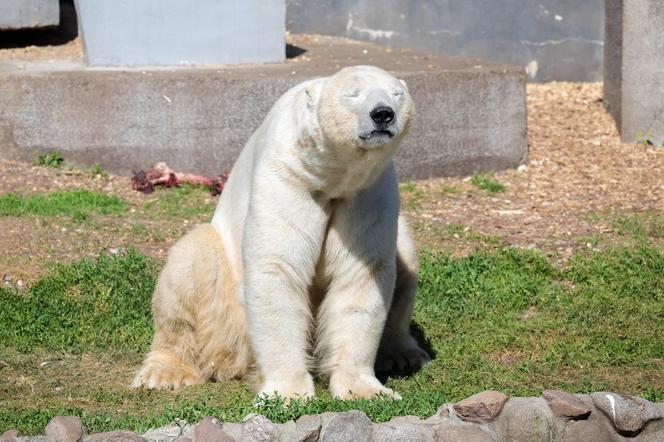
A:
[1,240,662,434]
[35,151,65,168]
[141,185,216,219]
[470,173,507,194]
[0,190,126,220]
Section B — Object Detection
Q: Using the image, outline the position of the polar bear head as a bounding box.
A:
[306,66,415,153]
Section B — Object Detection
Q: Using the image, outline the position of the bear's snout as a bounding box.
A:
[370,105,395,127]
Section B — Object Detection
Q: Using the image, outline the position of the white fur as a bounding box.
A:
[133,66,430,401]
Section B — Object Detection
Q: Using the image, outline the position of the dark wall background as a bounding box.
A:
[286,0,604,82]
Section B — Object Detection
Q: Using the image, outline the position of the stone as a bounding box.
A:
[241,415,278,442]
[193,416,234,442]
[83,431,145,442]
[295,415,322,442]
[0,430,19,442]
[371,420,431,442]
[562,419,615,442]
[320,411,373,442]
[453,391,509,423]
[499,397,554,442]
[604,0,664,145]
[591,392,662,434]
[637,430,664,442]
[45,416,85,442]
[433,425,495,442]
[142,421,184,441]
[0,0,59,30]
[0,36,526,182]
[542,390,592,418]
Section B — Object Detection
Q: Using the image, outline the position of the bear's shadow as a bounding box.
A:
[375,321,436,383]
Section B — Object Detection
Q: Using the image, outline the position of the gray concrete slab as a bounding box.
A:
[73,0,285,66]
[286,0,604,82]
[0,36,527,180]
[0,0,59,30]
[604,0,664,145]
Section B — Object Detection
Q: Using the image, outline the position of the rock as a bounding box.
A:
[276,421,296,442]
[562,419,615,442]
[0,429,19,442]
[83,431,145,441]
[45,416,85,442]
[500,397,553,442]
[295,415,321,442]
[542,390,592,418]
[433,425,495,442]
[371,418,431,442]
[194,416,234,442]
[142,421,184,441]
[242,415,278,442]
[591,392,662,434]
[453,391,509,423]
[320,411,373,442]
[637,430,664,442]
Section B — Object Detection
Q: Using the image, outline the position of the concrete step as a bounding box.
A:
[0,35,527,180]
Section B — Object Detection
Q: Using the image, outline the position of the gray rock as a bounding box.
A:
[83,431,145,442]
[562,420,615,442]
[0,430,19,442]
[453,391,509,423]
[371,420,431,442]
[637,430,664,442]
[433,425,495,442]
[295,415,321,442]
[218,424,242,441]
[142,421,184,441]
[194,417,234,442]
[542,390,592,418]
[241,415,278,442]
[276,421,295,442]
[320,411,373,442]
[591,392,662,434]
[45,416,85,442]
[16,438,48,442]
[500,397,554,442]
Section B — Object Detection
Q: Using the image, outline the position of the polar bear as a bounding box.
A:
[132,65,430,400]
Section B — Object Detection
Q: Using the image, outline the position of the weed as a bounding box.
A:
[35,151,65,168]
[89,163,108,178]
[470,173,507,194]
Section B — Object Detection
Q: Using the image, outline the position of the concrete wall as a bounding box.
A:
[74,0,285,66]
[286,0,605,82]
[0,0,59,30]
[604,0,664,145]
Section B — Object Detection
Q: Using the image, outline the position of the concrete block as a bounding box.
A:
[74,0,285,66]
[0,0,59,30]
[0,37,527,180]
[604,0,664,145]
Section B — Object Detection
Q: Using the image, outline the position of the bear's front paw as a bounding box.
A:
[131,352,203,390]
[257,374,315,403]
[376,336,431,376]
[329,372,402,400]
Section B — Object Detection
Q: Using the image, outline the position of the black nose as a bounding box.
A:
[370,106,395,125]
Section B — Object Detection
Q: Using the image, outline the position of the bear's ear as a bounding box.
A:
[304,80,323,110]
[399,79,408,91]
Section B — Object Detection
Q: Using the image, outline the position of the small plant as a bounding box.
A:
[36,151,65,168]
[89,163,108,178]
[470,173,507,194]
[636,131,655,146]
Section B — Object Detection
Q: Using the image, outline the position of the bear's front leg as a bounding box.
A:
[242,181,331,401]
[316,168,402,400]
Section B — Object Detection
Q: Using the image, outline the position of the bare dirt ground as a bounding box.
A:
[1,81,662,287]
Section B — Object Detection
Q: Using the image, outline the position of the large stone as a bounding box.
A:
[591,392,662,434]
[83,431,145,442]
[0,36,526,181]
[0,430,19,442]
[241,415,278,442]
[637,430,664,442]
[320,411,373,442]
[0,0,59,30]
[542,390,592,418]
[604,0,664,145]
[193,416,234,442]
[371,420,431,442]
[45,416,84,442]
[433,425,495,442]
[562,420,616,442]
[294,415,322,442]
[142,421,186,441]
[499,397,554,442]
[453,391,509,423]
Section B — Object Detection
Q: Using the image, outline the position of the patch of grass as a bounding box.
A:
[612,211,664,240]
[88,163,108,178]
[0,249,156,353]
[399,182,424,210]
[0,190,126,219]
[141,185,216,220]
[35,151,65,168]
[470,173,507,194]
[1,243,662,434]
